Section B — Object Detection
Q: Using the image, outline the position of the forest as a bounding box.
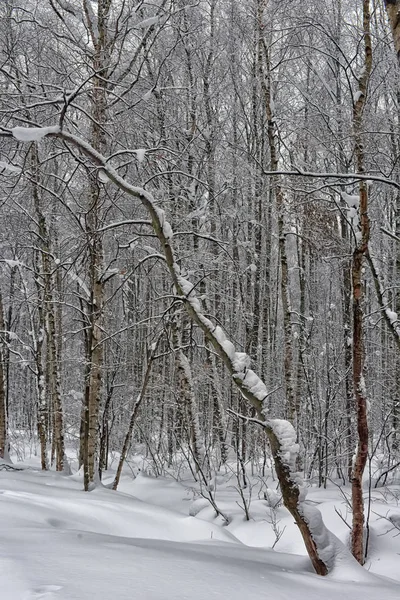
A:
[1,0,400,588]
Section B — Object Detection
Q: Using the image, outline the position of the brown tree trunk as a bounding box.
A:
[0,293,6,459]
[385,0,400,63]
[350,0,372,565]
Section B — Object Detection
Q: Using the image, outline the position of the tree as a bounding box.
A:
[2,0,400,576]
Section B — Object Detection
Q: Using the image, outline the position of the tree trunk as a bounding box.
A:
[383,0,400,451]
[257,1,295,422]
[0,293,6,459]
[112,338,160,491]
[80,0,111,491]
[350,0,372,565]
[385,0,400,63]
[171,310,206,474]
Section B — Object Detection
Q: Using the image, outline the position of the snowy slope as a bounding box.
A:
[1,466,399,600]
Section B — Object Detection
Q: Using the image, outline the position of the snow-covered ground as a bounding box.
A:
[1,459,400,600]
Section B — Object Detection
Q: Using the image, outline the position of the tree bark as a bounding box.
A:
[385,0,400,63]
[350,0,372,565]
[80,0,111,491]
[171,310,206,474]
[0,293,6,459]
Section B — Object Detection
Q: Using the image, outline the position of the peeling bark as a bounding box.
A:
[350,0,372,565]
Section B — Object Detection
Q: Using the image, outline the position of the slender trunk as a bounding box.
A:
[81,0,111,490]
[31,150,48,471]
[350,0,372,565]
[46,272,65,471]
[171,310,206,474]
[257,2,294,421]
[112,339,160,490]
[0,293,6,459]
[84,261,104,490]
[4,267,16,425]
[99,371,116,478]
[382,0,400,450]
[205,346,228,465]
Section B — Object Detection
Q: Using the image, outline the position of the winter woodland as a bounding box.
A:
[1,0,400,588]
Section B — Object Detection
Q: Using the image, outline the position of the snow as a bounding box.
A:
[135,148,146,163]
[221,339,236,360]
[298,503,348,572]
[65,269,90,299]
[154,206,166,226]
[1,464,400,600]
[12,125,60,142]
[162,220,173,240]
[342,192,359,208]
[239,368,269,402]
[354,90,364,103]
[175,274,202,311]
[347,206,358,220]
[359,374,367,397]
[3,259,21,268]
[270,419,300,472]
[177,276,195,297]
[214,325,227,344]
[386,309,398,324]
[136,16,159,28]
[232,351,251,372]
[0,160,21,173]
[98,169,110,183]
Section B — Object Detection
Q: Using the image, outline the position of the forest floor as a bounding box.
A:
[1,453,400,599]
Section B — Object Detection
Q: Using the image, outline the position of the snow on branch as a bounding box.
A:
[0,161,21,174]
[12,126,60,142]
[136,16,159,29]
